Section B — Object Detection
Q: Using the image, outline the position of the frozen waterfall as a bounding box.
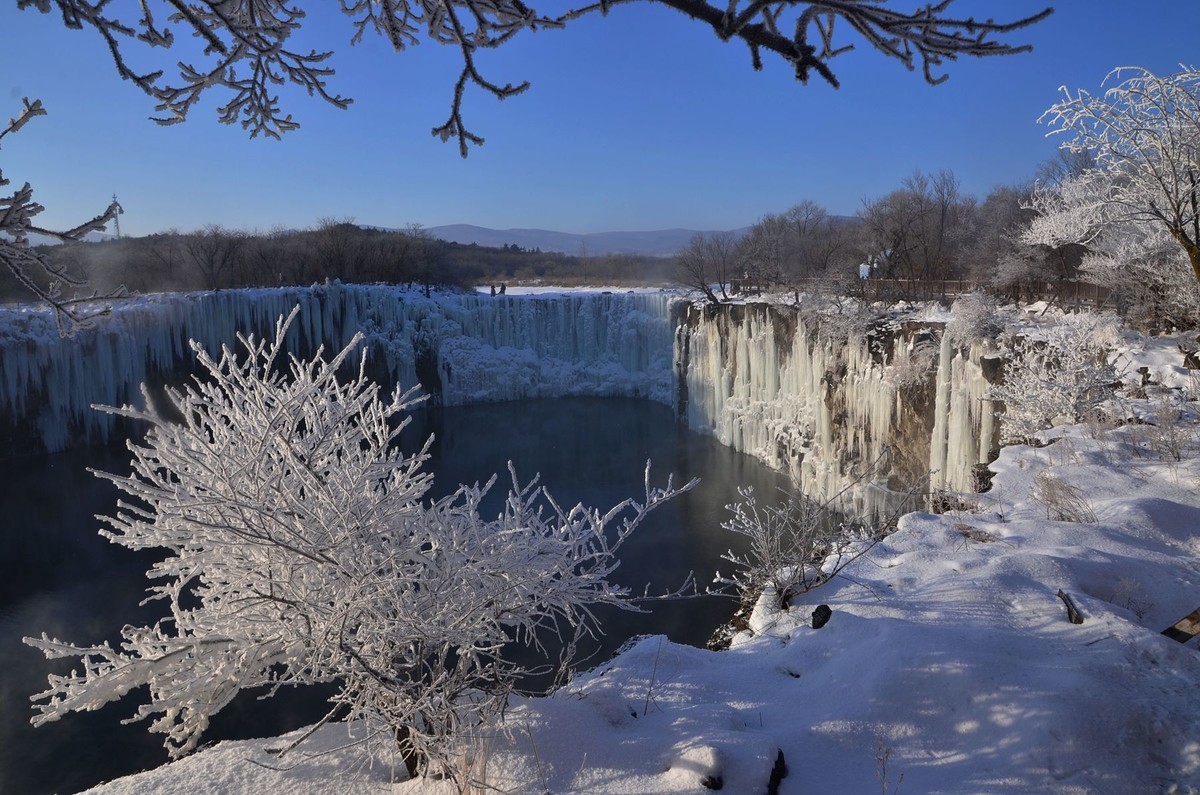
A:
[0,285,680,453]
[0,287,998,504]
[676,304,996,512]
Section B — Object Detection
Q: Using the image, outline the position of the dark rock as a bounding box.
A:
[1181,346,1200,371]
[701,774,723,790]
[766,750,788,795]
[979,353,1005,383]
[970,463,995,493]
[812,604,832,629]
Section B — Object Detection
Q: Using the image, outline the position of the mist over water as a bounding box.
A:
[0,397,790,795]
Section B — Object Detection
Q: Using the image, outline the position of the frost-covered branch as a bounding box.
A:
[0,97,123,332]
[577,0,1051,87]
[1035,66,1200,285]
[25,307,692,783]
[19,0,1050,155]
[991,314,1121,444]
[714,449,903,608]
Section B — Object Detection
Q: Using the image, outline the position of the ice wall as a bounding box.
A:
[0,285,680,454]
[675,304,996,512]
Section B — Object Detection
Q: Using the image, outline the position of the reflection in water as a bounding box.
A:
[0,397,790,794]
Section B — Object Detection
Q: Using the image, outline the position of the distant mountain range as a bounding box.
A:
[426,224,748,258]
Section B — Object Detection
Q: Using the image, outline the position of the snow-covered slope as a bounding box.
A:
[82,415,1200,794]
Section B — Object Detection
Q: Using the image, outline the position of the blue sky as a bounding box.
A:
[3,2,1198,237]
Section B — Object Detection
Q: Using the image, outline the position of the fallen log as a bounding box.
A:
[1057,589,1084,624]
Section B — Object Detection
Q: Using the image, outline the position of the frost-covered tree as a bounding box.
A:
[19,1,1049,154]
[0,98,122,331]
[1075,221,1200,330]
[944,289,1010,347]
[1042,67,1200,278]
[716,485,870,607]
[24,308,692,783]
[1030,67,1200,295]
[714,450,907,612]
[992,313,1120,444]
[1025,168,1200,328]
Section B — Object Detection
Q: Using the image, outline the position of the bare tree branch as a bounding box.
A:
[18,1,1051,155]
[1,98,124,333]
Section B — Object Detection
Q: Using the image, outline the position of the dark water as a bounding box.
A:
[0,397,790,794]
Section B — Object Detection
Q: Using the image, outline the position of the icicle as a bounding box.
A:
[929,331,954,491]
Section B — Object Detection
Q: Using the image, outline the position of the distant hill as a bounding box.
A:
[426,224,749,258]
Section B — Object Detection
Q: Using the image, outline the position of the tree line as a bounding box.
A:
[0,167,1087,312]
[0,220,675,303]
[675,164,1088,307]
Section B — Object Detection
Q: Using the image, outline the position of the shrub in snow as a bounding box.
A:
[883,334,938,398]
[24,308,692,784]
[715,485,873,609]
[1030,471,1096,524]
[795,294,875,346]
[945,290,1009,347]
[992,313,1120,445]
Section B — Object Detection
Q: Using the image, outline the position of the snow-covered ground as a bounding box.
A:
[80,332,1200,794]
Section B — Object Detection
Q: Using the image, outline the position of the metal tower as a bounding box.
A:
[111,193,124,239]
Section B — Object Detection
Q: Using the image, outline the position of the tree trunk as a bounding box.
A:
[1187,241,1200,285]
[1167,226,1200,285]
[396,724,422,780]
